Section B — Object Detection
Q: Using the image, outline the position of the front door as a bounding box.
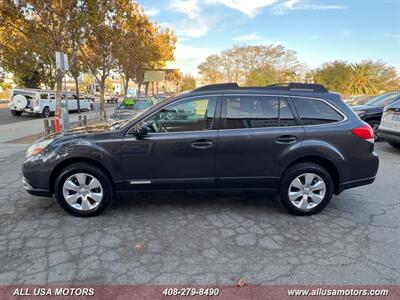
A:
[216,94,305,190]
[121,95,220,190]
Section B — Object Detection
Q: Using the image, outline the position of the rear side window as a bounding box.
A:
[292,97,344,125]
[224,95,296,129]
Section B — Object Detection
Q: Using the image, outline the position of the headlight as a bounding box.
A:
[26,139,53,159]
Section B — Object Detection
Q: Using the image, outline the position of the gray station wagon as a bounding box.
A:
[22,83,379,217]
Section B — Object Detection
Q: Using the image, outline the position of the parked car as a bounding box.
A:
[378,99,400,149]
[343,95,374,106]
[105,94,119,103]
[351,92,400,136]
[108,97,157,122]
[23,83,379,217]
[9,88,93,118]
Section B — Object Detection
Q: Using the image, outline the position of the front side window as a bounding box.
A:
[292,97,344,125]
[40,93,48,100]
[141,96,217,133]
[224,95,296,129]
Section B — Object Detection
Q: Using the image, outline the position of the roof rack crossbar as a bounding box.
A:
[266,83,328,92]
[192,83,239,92]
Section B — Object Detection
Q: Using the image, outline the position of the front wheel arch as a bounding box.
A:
[50,157,115,195]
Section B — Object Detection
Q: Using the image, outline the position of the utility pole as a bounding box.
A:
[56,51,69,131]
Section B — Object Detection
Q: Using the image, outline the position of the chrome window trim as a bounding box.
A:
[127,93,348,136]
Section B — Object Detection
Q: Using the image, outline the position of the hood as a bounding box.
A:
[351,105,383,112]
[109,109,143,121]
[37,121,117,143]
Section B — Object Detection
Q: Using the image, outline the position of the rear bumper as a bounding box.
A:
[378,128,400,143]
[337,176,376,194]
[335,150,379,194]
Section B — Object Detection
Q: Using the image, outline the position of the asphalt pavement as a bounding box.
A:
[0,142,399,285]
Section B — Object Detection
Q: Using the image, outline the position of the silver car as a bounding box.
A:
[378,99,400,149]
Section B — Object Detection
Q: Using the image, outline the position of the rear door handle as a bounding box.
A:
[275,135,297,144]
[191,139,214,149]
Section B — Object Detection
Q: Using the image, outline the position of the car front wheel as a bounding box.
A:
[279,162,333,216]
[54,163,113,217]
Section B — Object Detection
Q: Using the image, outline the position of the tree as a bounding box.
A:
[80,0,118,119]
[165,69,182,92]
[313,61,352,93]
[197,44,303,85]
[346,61,400,95]
[180,74,196,91]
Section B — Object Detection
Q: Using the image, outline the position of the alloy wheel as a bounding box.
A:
[62,173,103,211]
[288,173,326,211]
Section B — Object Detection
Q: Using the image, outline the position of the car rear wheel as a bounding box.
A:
[279,162,333,215]
[367,120,380,140]
[42,106,51,118]
[54,163,113,217]
[388,141,400,149]
[10,110,23,116]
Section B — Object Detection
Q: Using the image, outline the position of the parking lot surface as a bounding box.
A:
[0,143,399,284]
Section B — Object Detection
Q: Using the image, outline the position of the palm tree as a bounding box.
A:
[347,63,379,95]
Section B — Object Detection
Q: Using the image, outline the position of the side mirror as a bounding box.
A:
[132,124,148,138]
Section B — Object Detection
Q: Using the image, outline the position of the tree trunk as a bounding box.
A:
[99,76,106,120]
[145,82,149,97]
[156,81,159,94]
[151,82,154,96]
[137,82,142,97]
[124,76,129,97]
[74,76,80,113]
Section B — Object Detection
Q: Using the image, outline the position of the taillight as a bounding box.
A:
[352,124,374,143]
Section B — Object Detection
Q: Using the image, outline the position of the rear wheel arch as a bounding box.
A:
[280,156,340,194]
[50,157,114,194]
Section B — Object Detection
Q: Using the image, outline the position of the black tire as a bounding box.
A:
[54,163,114,217]
[279,162,334,216]
[10,110,22,116]
[388,141,400,149]
[367,120,380,140]
[42,106,51,118]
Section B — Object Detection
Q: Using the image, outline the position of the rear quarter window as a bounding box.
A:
[292,97,344,125]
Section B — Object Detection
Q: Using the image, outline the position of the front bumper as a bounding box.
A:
[23,177,51,197]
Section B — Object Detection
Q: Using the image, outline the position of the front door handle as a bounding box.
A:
[275,135,297,144]
[191,139,214,149]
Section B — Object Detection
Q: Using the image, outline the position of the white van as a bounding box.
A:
[9,88,94,118]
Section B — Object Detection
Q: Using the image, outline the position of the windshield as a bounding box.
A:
[118,99,154,110]
[365,93,400,106]
[112,92,185,130]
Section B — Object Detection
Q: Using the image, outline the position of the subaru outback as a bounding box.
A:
[22,83,379,217]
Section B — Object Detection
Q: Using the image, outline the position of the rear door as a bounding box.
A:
[216,94,305,189]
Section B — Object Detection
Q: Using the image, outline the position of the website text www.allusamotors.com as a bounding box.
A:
[288,288,389,297]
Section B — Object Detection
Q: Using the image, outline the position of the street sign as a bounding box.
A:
[55,52,69,72]
[144,70,165,82]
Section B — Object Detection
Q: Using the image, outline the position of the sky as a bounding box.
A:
[140,0,400,75]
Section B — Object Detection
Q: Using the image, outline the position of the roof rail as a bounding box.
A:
[191,82,329,93]
[192,83,239,92]
[266,83,328,92]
